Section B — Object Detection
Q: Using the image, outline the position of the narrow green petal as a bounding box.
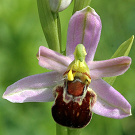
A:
[37,0,61,52]
[104,35,134,85]
[73,0,91,14]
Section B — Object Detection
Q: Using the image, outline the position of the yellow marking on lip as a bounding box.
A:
[67,69,74,81]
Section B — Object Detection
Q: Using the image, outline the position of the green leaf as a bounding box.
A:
[111,35,134,58]
[73,0,91,14]
[37,0,61,53]
[104,35,134,85]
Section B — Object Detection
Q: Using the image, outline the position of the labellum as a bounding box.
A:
[52,72,96,128]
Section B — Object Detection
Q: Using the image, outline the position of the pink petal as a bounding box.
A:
[3,72,63,103]
[37,46,72,73]
[90,79,131,119]
[88,56,131,79]
[66,6,102,61]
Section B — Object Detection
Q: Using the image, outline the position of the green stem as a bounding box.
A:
[37,0,61,53]
[52,13,62,53]
[67,128,82,135]
[56,124,82,135]
[56,123,67,135]
[73,0,91,14]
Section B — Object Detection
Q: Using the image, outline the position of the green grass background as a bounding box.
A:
[0,0,135,135]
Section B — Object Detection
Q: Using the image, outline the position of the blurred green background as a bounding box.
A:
[0,0,135,135]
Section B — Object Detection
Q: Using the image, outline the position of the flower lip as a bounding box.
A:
[52,80,97,128]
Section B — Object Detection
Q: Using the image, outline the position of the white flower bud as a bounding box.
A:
[49,0,72,12]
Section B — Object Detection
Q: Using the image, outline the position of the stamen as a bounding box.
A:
[67,69,74,81]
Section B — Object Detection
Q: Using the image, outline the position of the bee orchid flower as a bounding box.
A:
[3,6,131,128]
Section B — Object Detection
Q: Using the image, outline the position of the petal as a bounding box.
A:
[90,79,131,119]
[88,56,131,79]
[3,72,63,103]
[37,46,72,73]
[66,6,102,61]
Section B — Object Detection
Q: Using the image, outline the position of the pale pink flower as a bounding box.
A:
[3,7,131,125]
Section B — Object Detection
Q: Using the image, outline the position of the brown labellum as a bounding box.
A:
[52,78,96,128]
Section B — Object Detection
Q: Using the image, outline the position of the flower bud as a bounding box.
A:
[49,0,72,12]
